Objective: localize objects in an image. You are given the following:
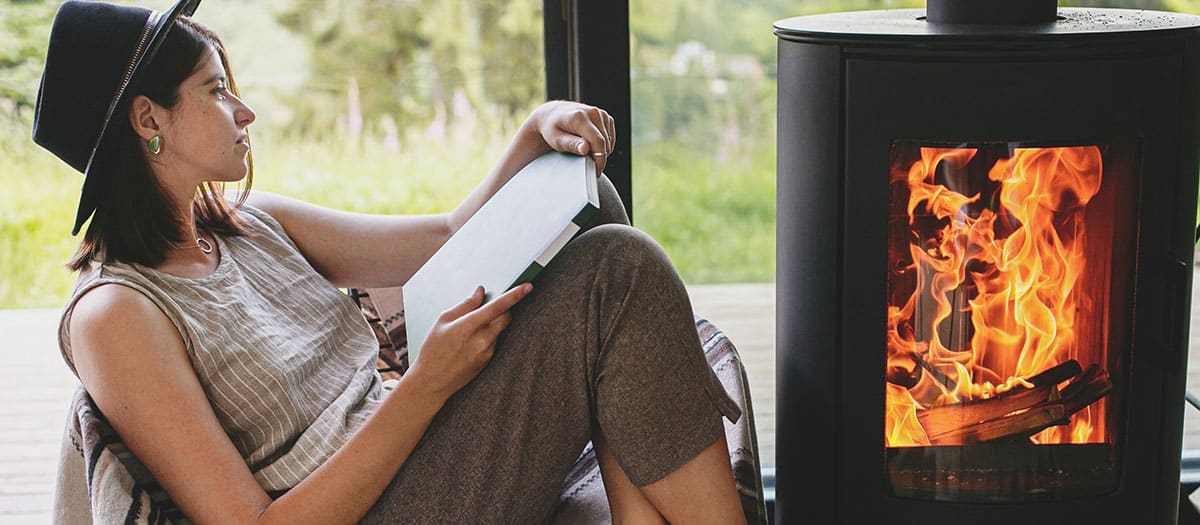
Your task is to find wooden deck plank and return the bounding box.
[0,308,75,520]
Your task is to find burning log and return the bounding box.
[915,360,1079,433]
[914,360,1111,446]
[886,350,956,390]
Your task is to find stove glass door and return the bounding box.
[884,140,1137,502]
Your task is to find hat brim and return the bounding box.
[72,0,201,235]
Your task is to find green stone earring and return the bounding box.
[148,135,161,155]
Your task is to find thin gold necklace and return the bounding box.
[196,235,213,254]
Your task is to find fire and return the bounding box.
[885,145,1106,447]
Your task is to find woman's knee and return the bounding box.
[572,224,674,272]
[594,175,631,227]
[528,224,687,321]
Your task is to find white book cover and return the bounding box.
[402,151,599,360]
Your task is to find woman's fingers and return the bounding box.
[462,283,531,329]
[604,113,616,154]
[588,108,614,175]
[438,285,485,323]
[570,109,608,158]
[588,107,611,155]
[483,312,513,341]
[568,109,608,175]
[554,134,589,156]
[461,304,513,360]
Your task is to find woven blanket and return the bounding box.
[52,316,766,524]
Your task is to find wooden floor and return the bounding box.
[0,309,78,523]
[10,273,1200,522]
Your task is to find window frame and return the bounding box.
[543,0,633,222]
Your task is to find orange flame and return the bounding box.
[885,145,1105,447]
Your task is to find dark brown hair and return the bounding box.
[67,16,252,271]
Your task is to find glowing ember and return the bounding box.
[885,145,1107,447]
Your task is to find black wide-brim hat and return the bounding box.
[33,0,202,235]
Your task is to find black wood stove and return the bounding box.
[775,0,1200,522]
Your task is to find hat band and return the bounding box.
[84,10,162,175]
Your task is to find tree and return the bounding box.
[274,0,542,139]
[0,0,56,120]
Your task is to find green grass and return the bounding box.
[634,142,775,284]
[0,119,775,309]
[247,129,499,215]
[0,126,82,309]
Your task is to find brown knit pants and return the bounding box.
[360,176,740,523]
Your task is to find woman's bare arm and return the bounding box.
[236,193,452,290]
[243,101,614,290]
[69,282,530,524]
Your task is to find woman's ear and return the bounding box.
[127,94,161,142]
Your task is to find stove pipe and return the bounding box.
[926,0,1058,24]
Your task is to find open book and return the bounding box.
[402,151,599,360]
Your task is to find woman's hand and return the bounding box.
[525,100,616,176]
[443,102,615,250]
[404,283,533,402]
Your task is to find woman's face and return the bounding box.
[158,46,255,185]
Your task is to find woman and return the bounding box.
[36,1,746,523]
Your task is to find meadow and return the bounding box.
[0,118,774,309]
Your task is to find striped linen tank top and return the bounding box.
[57,205,385,491]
